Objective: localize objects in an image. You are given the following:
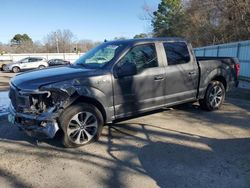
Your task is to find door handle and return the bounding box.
[188,71,196,76]
[154,74,164,81]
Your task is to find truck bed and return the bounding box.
[196,56,239,98]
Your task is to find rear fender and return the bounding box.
[199,67,228,98]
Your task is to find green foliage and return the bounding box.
[22,34,32,41]
[151,0,250,46]
[152,0,186,37]
[133,33,148,39]
[11,33,32,45]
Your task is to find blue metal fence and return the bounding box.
[194,40,250,78]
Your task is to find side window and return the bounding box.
[28,58,34,62]
[118,44,158,73]
[21,58,29,63]
[163,42,190,65]
[59,60,64,64]
[29,58,39,62]
[58,60,64,64]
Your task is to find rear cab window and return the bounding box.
[163,42,191,66]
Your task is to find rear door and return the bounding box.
[161,42,199,104]
[28,58,41,68]
[113,43,166,118]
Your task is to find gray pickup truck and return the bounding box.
[8,38,239,147]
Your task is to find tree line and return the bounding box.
[1,0,249,53]
[0,31,149,54]
[149,0,250,47]
[0,29,101,54]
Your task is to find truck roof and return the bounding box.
[106,37,186,45]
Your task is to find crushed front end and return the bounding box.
[8,82,71,138]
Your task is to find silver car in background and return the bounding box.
[5,57,48,73]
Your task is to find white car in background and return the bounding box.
[5,57,48,73]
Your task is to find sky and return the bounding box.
[0,0,160,44]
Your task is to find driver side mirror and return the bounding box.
[114,61,137,78]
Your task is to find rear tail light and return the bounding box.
[235,63,240,78]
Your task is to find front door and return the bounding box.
[19,58,30,69]
[113,43,166,118]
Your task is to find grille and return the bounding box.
[9,85,30,111]
[9,86,17,110]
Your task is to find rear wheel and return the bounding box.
[38,65,45,69]
[2,64,6,71]
[199,81,225,111]
[59,103,104,148]
[12,66,20,73]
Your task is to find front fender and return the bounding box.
[9,64,19,70]
[41,80,113,122]
[74,85,108,107]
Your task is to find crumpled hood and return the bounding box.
[11,66,96,90]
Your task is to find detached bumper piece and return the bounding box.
[9,105,59,138]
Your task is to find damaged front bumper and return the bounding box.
[8,104,60,138]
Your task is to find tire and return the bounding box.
[199,81,225,111]
[2,64,6,71]
[12,66,20,73]
[38,65,45,69]
[59,103,104,148]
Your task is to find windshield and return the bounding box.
[17,58,28,63]
[74,43,123,68]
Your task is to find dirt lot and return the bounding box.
[0,70,250,187]
[0,98,250,188]
[0,72,16,91]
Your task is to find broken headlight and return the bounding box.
[20,89,69,114]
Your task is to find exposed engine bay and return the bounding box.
[8,82,77,138]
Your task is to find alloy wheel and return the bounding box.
[67,111,98,144]
[208,85,223,108]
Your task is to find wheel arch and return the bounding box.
[12,65,21,72]
[211,75,227,90]
[199,67,228,99]
[72,96,107,123]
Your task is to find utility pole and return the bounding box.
[54,32,59,53]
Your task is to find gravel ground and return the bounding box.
[0,70,250,187]
[0,98,249,188]
[0,72,16,91]
[238,80,250,89]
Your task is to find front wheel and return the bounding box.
[38,65,46,69]
[199,81,225,111]
[59,103,104,148]
[12,66,20,73]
